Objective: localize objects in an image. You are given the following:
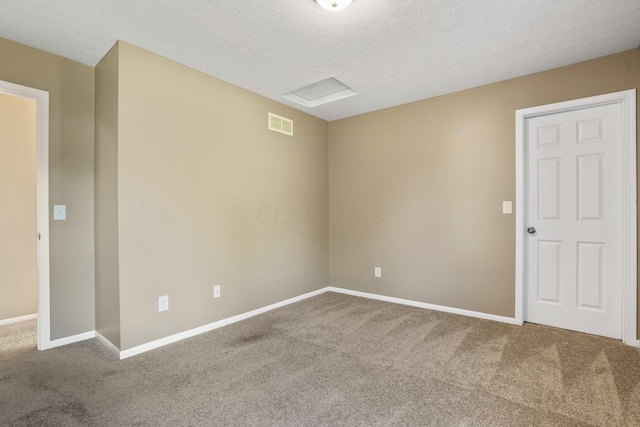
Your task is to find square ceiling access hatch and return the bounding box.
[283,77,358,108]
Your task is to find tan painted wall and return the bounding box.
[95,44,121,347]
[0,93,37,321]
[329,50,640,330]
[1,34,635,345]
[115,42,328,350]
[0,38,95,339]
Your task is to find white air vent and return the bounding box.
[283,77,358,108]
[268,112,293,136]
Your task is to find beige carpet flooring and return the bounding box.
[1,292,640,426]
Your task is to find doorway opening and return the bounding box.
[0,80,50,351]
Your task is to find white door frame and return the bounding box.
[0,80,51,350]
[515,89,637,346]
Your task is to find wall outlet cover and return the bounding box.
[213,285,221,298]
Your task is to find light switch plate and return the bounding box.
[158,295,169,312]
[502,201,513,215]
[374,267,382,278]
[213,285,221,298]
[53,205,66,220]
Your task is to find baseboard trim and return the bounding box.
[52,289,636,355]
[118,287,329,360]
[327,287,521,326]
[48,330,96,349]
[0,313,37,326]
[97,285,526,360]
[95,332,121,357]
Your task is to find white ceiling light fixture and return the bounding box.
[316,0,353,12]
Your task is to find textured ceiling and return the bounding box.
[1,0,639,121]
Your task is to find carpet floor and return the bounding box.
[1,292,640,426]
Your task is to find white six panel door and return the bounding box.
[526,103,623,339]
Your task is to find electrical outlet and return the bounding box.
[158,295,169,312]
[375,267,382,278]
[213,285,221,298]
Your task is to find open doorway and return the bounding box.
[0,80,50,351]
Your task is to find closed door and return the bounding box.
[526,102,623,339]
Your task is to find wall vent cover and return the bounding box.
[283,77,358,108]
[268,112,293,136]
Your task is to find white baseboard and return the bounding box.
[118,287,329,360]
[0,313,37,326]
[95,332,121,357]
[327,287,521,326]
[94,285,527,360]
[42,286,632,357]
[48,330,96,349]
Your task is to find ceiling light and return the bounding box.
[316,0,352,12]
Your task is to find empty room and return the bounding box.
[1,0,640,425]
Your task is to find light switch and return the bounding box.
[158,295,169,312]
[53,205,66,220]
[502,201,513,215]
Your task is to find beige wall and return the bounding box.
[112,42,328,350]
[329,50,640,329]
[0,38,95,339]
[95,44,121,347]
[1,34,636,345]
[0,93,37,321]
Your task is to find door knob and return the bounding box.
[527,227,536,234]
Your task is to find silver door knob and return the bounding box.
[527,227,536,234]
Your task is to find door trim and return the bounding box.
[515,89,637,346]
[0,80,51,350]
